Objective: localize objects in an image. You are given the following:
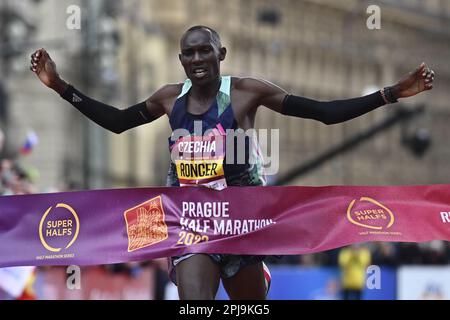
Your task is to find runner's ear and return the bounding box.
[219,47,227,61]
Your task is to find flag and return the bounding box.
[20,131,38,155]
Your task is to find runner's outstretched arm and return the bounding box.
[249,63,435,125]
[30,48,165,134]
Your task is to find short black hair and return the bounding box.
[181,25,222,47]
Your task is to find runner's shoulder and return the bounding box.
[232,77,272,94]
[149,83,184,103]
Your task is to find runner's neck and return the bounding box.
[190,76,222,102]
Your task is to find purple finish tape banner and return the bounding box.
[1,185,450,268]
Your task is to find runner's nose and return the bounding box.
[192,51,203,64]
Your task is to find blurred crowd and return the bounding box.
[267,241,450,267]
[0,158,37,196]
[0,127,38,196]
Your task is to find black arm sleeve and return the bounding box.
[281,91,387,125]
[60,85,156,134]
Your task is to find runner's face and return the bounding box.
[179,29,225,85]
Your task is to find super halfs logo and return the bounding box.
[347,197,402,236]
[124,195,168,252]
[38,203,80,254]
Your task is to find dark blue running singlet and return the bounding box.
[166,76,266,188]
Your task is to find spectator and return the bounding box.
[338,244,371,300]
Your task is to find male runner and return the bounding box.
[30,25,434,299]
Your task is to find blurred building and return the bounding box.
[1,0,81,190]
[1,0,450,190]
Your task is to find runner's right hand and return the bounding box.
[30,48,64,91]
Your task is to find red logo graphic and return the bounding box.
[124,196,168,252]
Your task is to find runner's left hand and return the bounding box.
[392,63,435,99]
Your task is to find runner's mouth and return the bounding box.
[192,68,207,78]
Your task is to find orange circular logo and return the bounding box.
[347,197,394,230]
[39,203,80,252]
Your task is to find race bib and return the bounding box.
[171,125,227,190]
